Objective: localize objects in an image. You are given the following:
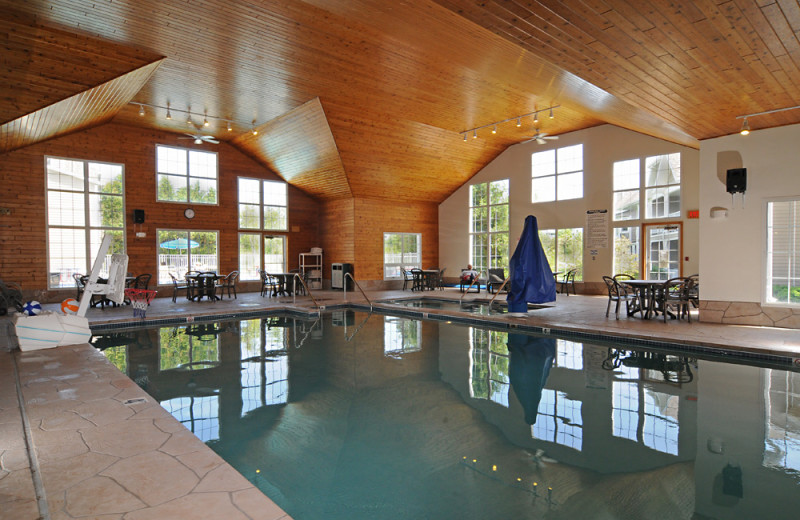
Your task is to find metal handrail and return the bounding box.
[291,273,319,309]
[460,270,484,302]
[343,272,372,312]
[294,315,321,349]
[488,277,511,306]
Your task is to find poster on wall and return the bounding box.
[586,209,608,249]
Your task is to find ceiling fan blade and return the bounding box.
[546,135,559,140]
[205,137,220,144]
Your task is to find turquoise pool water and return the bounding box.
[94,311,800,519]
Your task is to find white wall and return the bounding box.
[439,124,700,286]
[699,123,800,304]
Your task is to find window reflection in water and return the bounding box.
[384,316,421,357]
[765,370,800,473]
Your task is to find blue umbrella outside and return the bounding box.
[160,238,200,250]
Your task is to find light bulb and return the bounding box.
[138,105,145,116]
[549,107,554,119]
[516,118,521,127]
[740,118,750,136]
[492,125,497,134]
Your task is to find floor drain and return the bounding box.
[123,397,147,406]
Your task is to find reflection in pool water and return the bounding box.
[381,297,550,315]
[94,311,800,520]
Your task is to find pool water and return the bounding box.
[382,297,549,315]
[94,311,800,520]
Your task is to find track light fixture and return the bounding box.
[128,102,263,135]
[252,121,258,136]
[736,104,800,136]
[740,118,750,136]
[461,105,560,141]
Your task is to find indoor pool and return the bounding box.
[93,311,800,520]
[381,297,549,315]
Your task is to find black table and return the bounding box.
[271,273,296,296]
[186,273,220,301]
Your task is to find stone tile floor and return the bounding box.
[2,287,799,519]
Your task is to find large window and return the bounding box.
[613,159,640,221]
[645,154,681,219]
[470,180,509,275]
[239,233,286,280]
[766,199,800,305]
[156,145,218,204]
[237,178,289,280]
[46,157,125,288]
[613,227,640,278]
[238,178,287,231]
[384,233,421,279]
[539,228,583,280]
[531,144,583,203]
[157,230,218,284]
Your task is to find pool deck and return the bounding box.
[2,288,799,519]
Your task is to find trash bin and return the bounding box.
[331,263,354,291]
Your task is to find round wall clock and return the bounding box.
[184,208,195,219]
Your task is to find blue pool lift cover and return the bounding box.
[508,334,556,425]
[507,215,556,312]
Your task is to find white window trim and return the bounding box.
[237,177,288,231]
[45,155,126,288]
[763,196,800,307]
[383,232,421,280]
[156,145,219,205]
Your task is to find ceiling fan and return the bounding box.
[179,133,219,145]
[525,129,559,145]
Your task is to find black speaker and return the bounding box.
[726,168,746,194]
[133,209,145,223]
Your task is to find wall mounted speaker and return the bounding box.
[726,168,746,194]
[133,209,145,223]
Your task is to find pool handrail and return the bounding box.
[488,276,511,306]
[459,270,484,302]
[291,273,320,309]
[343,272,373,312]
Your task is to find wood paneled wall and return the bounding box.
[0,122,320,301]
[319,199,355,278]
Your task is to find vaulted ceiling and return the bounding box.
[3,1,800,204]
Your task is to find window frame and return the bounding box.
[156,145,219,205]
[156,229,219,285]
[383,232,422,280]
[531,144,584,203]
[539,227,584,281]
[469,179,510,276]
[237,177,288,231]
[45,155,126,289]
[764,197,800,307]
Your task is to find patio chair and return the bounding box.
[0,278,24,316]
[486,268,507,294]
[602,275,637,319]
[169,273,190,302]
[259,270,278,297]
[73,273,87,301]
[400,268,414,291]
[658,277,695,322]
[217,271,239,299]
[436,268,446,290]
[557,269,577,295]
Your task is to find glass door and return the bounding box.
[644,223,681,280]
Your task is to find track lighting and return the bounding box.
[129,102,266,135]
[740,118,750,136]
[463,133,467,142]
[461,105,559,140]
[737,104,800,136]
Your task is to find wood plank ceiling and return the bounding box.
[2,1,800,203]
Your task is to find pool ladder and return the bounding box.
[487,277,511,306]
[343,272,373,312]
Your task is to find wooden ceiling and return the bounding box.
[2,1,800,203]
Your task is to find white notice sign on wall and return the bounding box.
[586,209,608,249]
